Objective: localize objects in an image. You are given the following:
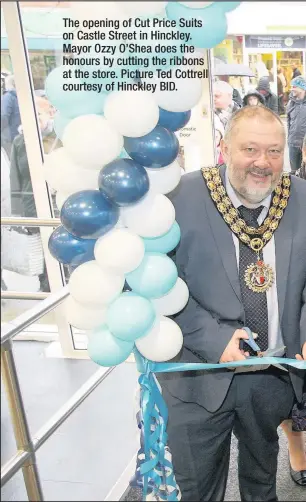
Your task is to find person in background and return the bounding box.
[281,390,306,486]
[242,90,265,107]
[256,76,278,114]
[287,76,306,174]
[9,96,55,292]
[266,61,274,83]
[294,134,306,180]
[277,68,286,116]
[282,127,306,484]
[1,75,21,158]
[214,114,225,165]
[218,75,243,108]
[292,66,302,79]
[213,80,240,131]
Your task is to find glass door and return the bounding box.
[247,52,276,94]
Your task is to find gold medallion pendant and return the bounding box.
[201,166,291,294]
[244,260,274,293]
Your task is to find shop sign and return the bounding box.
[245,35,306,49]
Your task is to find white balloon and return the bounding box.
[117,1,167,16]
[146,161,181,195]
[136,316,183,362]
[94,228,145,274]
[69,261,124,306]
[179,2,213,8]
[149,68,203,112]
[104,91,159,138]
[65,296,107,330]
[152,278,189,316]
[62,115,123,170]
[121,193,175,238]
[43,148,100,193]
[55,191,71,211]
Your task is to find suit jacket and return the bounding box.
[159,166,306,413]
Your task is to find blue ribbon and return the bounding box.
[133,351,306,500]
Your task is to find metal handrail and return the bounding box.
[1,217,61,227]
[1,285,115,501]
[1,286,69,345]
[1,365,114,486]
[1,291,50,300]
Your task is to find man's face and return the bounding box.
[221,118,285,205]
[291,85,306,99]
[214,90,232,111]
[215,130,222,147]
[248,96,259,106]
[258,89,268,97]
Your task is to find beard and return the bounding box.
[227,163,282,204]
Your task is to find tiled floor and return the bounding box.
[1,341,139,501]
[123,430,306,501]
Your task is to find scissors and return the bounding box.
[242,326,288,370]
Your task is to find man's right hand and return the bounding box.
[219,329,251,363]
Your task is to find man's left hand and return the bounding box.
[295,342,306,360]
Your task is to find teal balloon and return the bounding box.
[126,252,178,299]
[143,222,181,254]
[107,292,156,342]
[87,326,134,367]
[119,149,130,159]
[166,2,228,49]
[45,66,107,118]
[53,112,72,140]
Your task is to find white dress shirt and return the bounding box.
[225,172,284,351]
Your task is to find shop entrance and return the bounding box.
[247,51,276,94]
[276,50,304,107]
[245,49,304,113]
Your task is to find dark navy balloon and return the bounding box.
[48,226,96,267]
[60,190,119,239]
[158,108,191,132]
[124,126,179,169]
[98,158,149,207]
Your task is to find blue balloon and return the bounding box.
[166,2,228,48]
[126,252,178,299]
[107,292,156,342]
[61,190,119,239]
[142,222,181,254]
[124,126,179,169]
[98,159,149,207]
[158,108,191,132]
[45,66,107,118]
[53,112,72,140]
[87,326,134,367]
[48,226,96,267]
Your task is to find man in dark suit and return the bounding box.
[159,106,306,501]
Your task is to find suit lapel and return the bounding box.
[275,184,294,323]
[203,165,242,302]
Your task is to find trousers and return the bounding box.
[162,368,294,501]
[289,145,302,173]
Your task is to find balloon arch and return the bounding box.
[46,2,241,500]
